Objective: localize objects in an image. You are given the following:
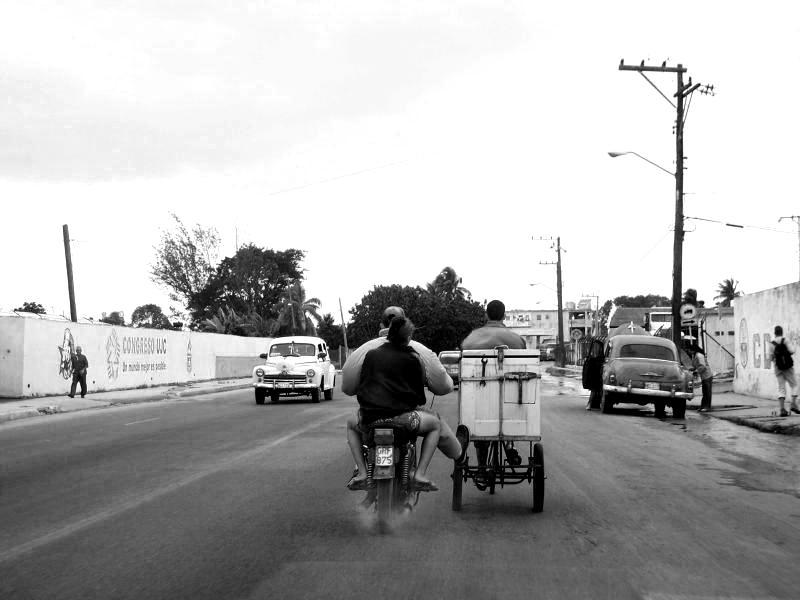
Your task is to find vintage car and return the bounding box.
[252,336,336,404]
[539,341,558,361]
[582,333,693,418]
[438,350,461,386]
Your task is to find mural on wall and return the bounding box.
[57,328,75,379]
[105,328,121,380]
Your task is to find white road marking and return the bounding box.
[0,409,349,564]
[123,417,160,426]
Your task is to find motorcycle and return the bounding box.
[351,422,421,533]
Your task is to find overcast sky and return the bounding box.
[3,1,799,323]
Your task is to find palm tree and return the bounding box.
[426,266,472,301]
[714,278,742,307]
[276,282,322,335]
[201,306,252,335]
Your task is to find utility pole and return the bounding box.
[62,224,77,322]
[537,236,565,366]
[618,60,711,349]
[779,216,800,281]
[338,298,349,355]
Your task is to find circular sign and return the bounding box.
[570,329,584,341]
[679,303,697,320]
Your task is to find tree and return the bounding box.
[426,266,472,301]
[347,284,485,354]
[100,311,125,326]
[714,278,742,307]
[150,213,221,308]
[276,281,322,336]
[188,244,305,326]
[131,304,173,329]
[316,313,344,351]
[14,301,46,314]
[201,307,253,335]
[613,294,671,307]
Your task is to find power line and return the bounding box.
[685,215,794,233]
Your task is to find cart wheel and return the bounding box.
[532,442,544,513]
[451,464,463,511]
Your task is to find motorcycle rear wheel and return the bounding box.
[376,479,393,533]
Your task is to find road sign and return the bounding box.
[680,303,697,325]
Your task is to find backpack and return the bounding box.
[772,340,794,371]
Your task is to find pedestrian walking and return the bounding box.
[69,346,89,398]
[768,325,799,417]
[690,344,713,412]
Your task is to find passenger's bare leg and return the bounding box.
[346,415,367,484]
[436,419,462,459]
[413,413,447,486]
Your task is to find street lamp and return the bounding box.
[608,150,683,348]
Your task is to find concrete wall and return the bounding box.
[733,282,800,399]
[0,315,272,398]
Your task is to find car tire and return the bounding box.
[672,398,686,419]
[324,378,333,400]
[270,390,280,403]
[600,389,614,414]
[653,399,666,418]
[311,387,321,403]
[255,389,266,405]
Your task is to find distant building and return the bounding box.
[503,301,597,347]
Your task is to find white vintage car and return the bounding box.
[252,336,337,404]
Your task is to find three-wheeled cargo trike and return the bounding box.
[451,346,545,512]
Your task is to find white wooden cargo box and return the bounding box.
[458,348,541,440]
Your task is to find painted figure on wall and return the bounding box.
[58,328,75,379]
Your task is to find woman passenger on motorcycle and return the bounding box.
[346,316,453,491]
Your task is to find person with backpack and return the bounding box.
[769,325,799,417]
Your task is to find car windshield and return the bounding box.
[269,343,316,358]
[619,343,676,361]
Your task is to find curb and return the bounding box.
[712,413,800,436]
[0,408,42,424]
[0,382,254,424]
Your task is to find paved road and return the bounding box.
[1,378,798,600]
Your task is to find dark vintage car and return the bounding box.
[582,334,694,418]
[438,350,460,386]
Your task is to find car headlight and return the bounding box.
[255,368,265,377]
[306,369,316,378]
[608,372,617,385]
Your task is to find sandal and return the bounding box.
[346,476,368,491]
[410,479,439,492]
[779,408,789,417]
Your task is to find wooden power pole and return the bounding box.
[62,224,78,322]
[618,60,710,348]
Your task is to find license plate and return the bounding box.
[644,382,660,390]
[376,446,393,467]
[277,381,292,388]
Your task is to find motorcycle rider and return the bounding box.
[343,307,467,490]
